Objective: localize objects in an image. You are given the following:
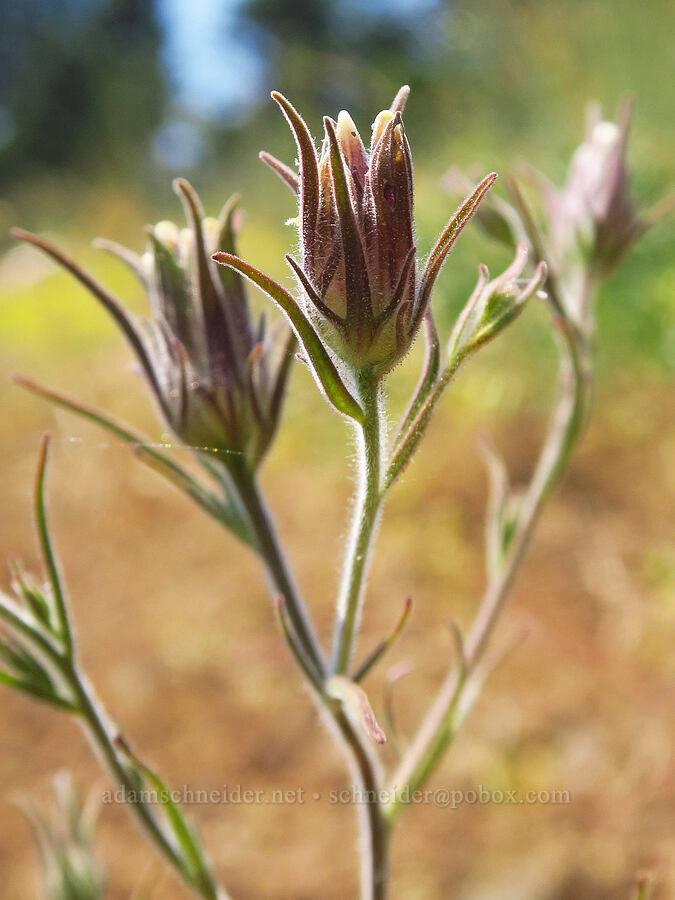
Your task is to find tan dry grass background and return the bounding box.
[0,321,673,900]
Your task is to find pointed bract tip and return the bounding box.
[211,251,237,266]
[9,226,32,242]
[390,84,411,114]
[218,193,241,228]
[270,91,294,114]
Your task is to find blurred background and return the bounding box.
[0,0,673,897]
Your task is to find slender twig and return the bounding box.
[384,352,466,492]
[63,666,206,893]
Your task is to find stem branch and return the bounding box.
[385,325,591,822]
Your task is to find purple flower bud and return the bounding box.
[262,89,496,377]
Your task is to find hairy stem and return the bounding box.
[63,664,223,899]
[329,706,390,900]
[332,373,384,675]
[227,452,389,898]
[227,459,326,679]
[385,329,591,822]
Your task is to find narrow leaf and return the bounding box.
[34,436,73,656]
[9,560,53,629]
[0,670,76,711]
[420,172,498,307]
[125,754,218,894]
[173,179,241,382]
[271,92,320,257]
[93,237,149,287]
[259,151,299,194]
[274,597,323,690]
[394,309,439,443]
[324,115,372,330]
[212,253,364,422]
[286,254,344,325]
[269,327,297,426]
[9,228,164,403]
[384,353,465,491]
[14,376,256,547]
[0,638,53,693]
[353,596,412,683]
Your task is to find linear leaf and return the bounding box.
[212,253,364,422]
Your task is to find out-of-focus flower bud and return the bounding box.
[240,87,496,385]
[550,99,644,275]
[527,98,674,284]
[12,181,295,471]
[448,245,547,364]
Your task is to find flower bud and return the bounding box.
[552,100,644,275]
[12,183,295,471]
[448,245,547,362]
[124,180,295,468]
[248,88,497,381]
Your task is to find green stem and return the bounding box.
[63,664,221,899]
[227,458,326,679]
[384,353,464,492]
[329,705,390,900]
[385,330,591,824]
[332,373,384,675]
[227,434,389,897]
[35,437,74,656]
